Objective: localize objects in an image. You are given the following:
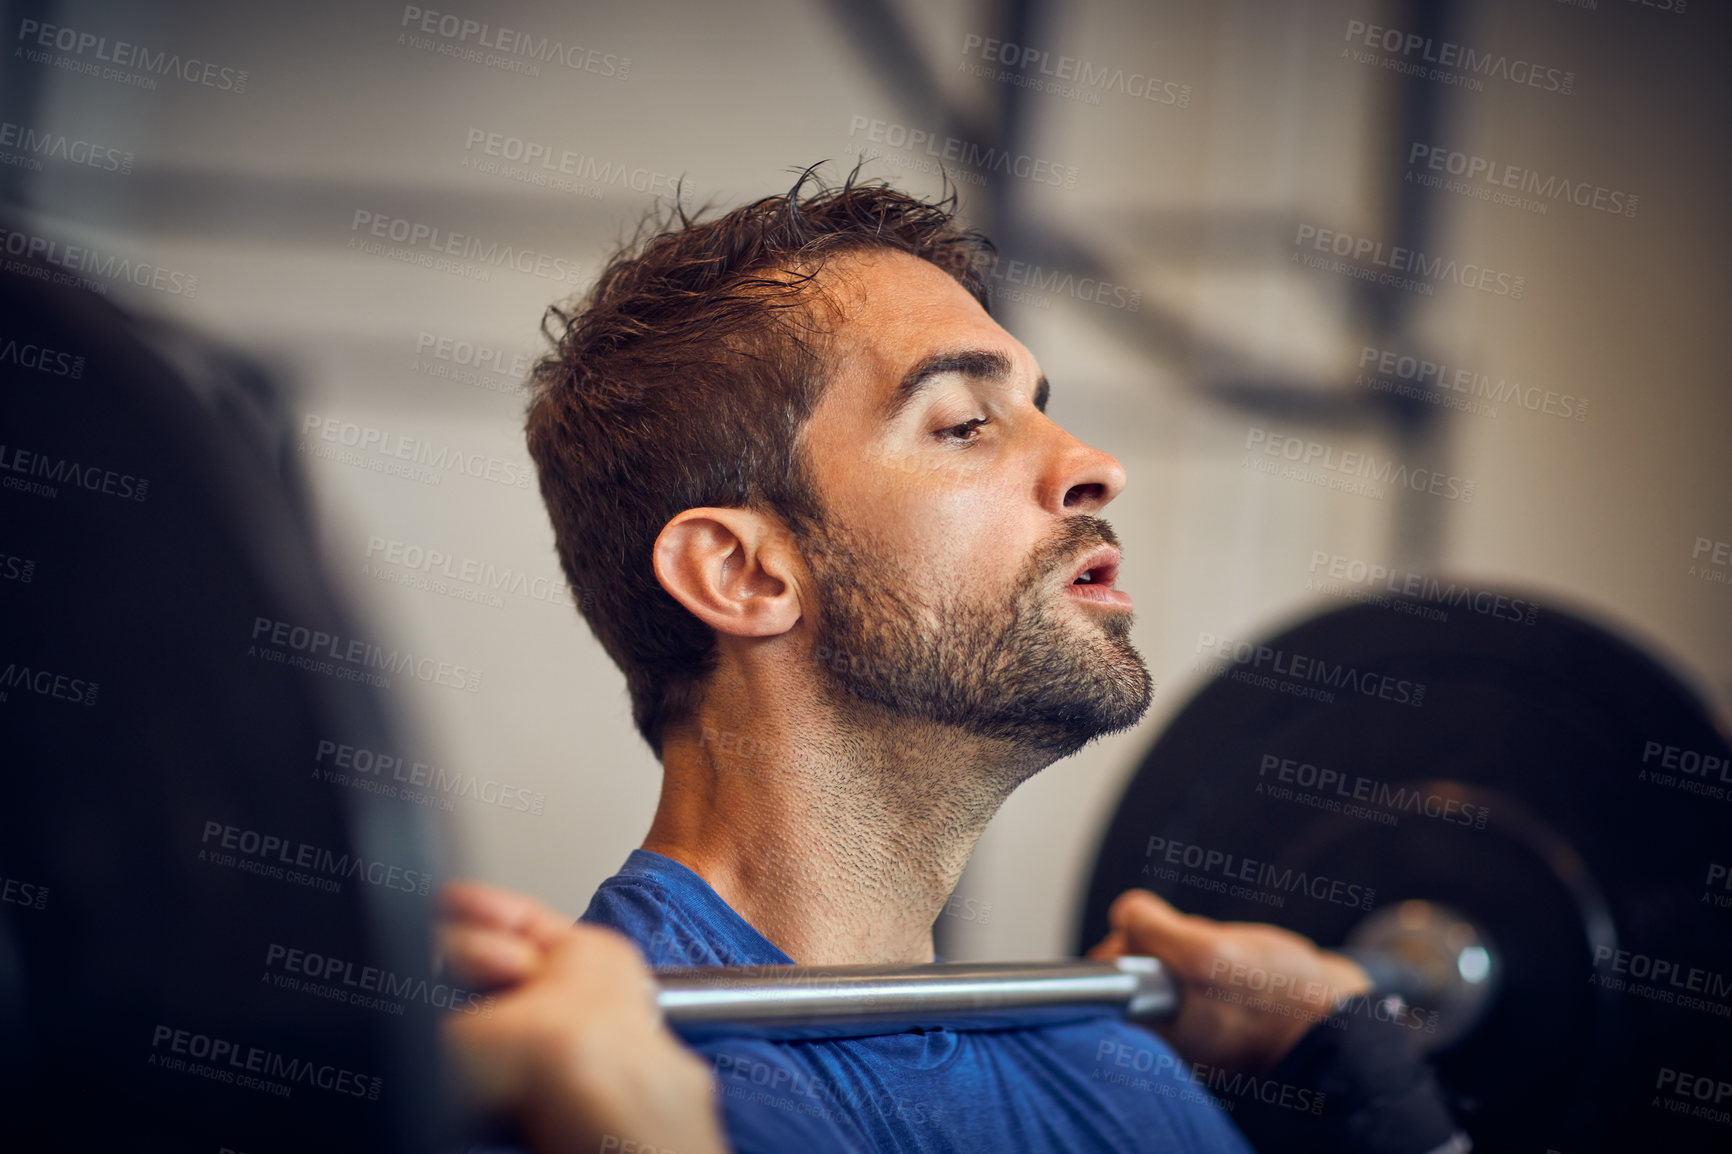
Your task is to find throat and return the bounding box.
[647,715,1024,965]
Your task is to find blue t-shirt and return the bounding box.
[582,849,1256,1154]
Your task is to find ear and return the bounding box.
[652,508,805,638]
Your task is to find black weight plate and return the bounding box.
[0,252,445,1153]
[1077,594,1732,1154]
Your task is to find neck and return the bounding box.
[642,668,1050,965]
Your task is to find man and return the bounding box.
[508,168,1461,1152]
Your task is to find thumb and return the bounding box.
[541,925,664,1024]
[1107,889,1219,968]
[1086,928,1128,961]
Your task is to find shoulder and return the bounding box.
[579,871,685,962]
[580,869,766,967]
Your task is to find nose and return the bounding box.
[1036,420,1127,515]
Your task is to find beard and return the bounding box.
[803,512,1155,760]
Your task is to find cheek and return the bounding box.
[884,470,1040,587]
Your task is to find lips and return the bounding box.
[1063,545,1132,608]
[1067,545,1121,588]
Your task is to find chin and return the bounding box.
[980,630,1155,755]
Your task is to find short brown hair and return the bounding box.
[526,166,995,754]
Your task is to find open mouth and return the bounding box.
[1068,546,1121,590]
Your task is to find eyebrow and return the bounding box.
[880,348,1050,423]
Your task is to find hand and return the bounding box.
[1087,889,1372,1073]
[439,881,728,1154]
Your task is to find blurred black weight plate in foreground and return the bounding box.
[0,240,447,1154]
[1079,595,1732,1154]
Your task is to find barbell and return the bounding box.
[655,900,1496,1047]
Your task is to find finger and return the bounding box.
[540,925,666,1028]
[1085,928,1128,961]
[440,881,575,948]
[439,880,540,926]
[1319,950,1374,999]
[1108,889,1199,936]
[1107,889,1223,971]
[439,923,541,989]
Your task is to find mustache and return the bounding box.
[1029,515,1121,581]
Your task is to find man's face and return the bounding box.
[796,250,1153,759]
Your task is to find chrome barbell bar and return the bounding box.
[656,956,1176,1042]
[655,901,1498,1047]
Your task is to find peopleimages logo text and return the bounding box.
[398,6,629,78]
[0,442,148,502]
[0,119,134,173]
[249,616,483,693]
[0,225,199,298]
[1197,630,1426,708]
[149,1023,380,1098]
[349,210,581,284]
[1293,224,1523,298]
[1342,20,1574,95]
[200,820,434,896]
[1244,429,1475,502]
[847,116,1078,189]
[16,18,249,92]
[960,34,1191,107]
[1144,836,1377,911]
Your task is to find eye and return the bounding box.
[936,417,989,443]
